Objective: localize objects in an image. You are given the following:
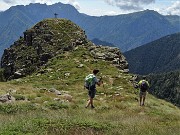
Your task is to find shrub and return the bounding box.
[12,94,26,100]
[0,103,37,114]
[45,101,69,110]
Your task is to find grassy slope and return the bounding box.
[0,46,179,135]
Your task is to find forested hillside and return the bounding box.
[147,70,180,106]
[124,33,180,75]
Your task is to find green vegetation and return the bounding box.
[0,46,179,134]
[1,18,88,80]
[0,68,5,81]
[124,33,180,107]
[147,70,180,106]
[124,33,180,75]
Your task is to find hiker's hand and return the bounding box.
[99,80,103,85]
[97,78,102,86]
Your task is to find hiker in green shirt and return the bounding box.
[84,69,102,109]
[138,76,150,106]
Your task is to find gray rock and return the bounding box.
[77,64,84,68]
[64,73,70,78]
[0,93,12,103]
[88,45,128,70]
[49,88,62,95]
[55,90,62,95]
[54,98,61,101]
[49,88,56,92]
[62,94,72,102]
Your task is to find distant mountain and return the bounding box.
[91,38,116,47]
[0,3,179,58]
[165,15,180,29]
[124,33,180,75]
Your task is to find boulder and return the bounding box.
[0,93,12,103]
[88,45,128,70]
[62,94,72,102]
[49,88,62,95]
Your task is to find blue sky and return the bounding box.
[0,0,179,16]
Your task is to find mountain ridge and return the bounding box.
[0,2,179,58]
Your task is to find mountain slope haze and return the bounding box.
[0,3,179,57]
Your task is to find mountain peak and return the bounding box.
[1,18,88,79]
[139,9,162,17]
[1,18,128,80]
[143,9,159,13]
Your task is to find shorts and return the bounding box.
[86,85,96,98]
[139,91,147,97]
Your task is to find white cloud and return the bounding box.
[67,0,80,10]
[104,0,155,11]
[2,0,16,4]
[104,0,114,6]
[106,11,119,16]
[166,1,180,15]
[2,0,53,5]
[0,0,179,16]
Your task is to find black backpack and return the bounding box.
[140,81,149,92]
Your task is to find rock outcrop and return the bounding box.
[88,45,128,71]
[1,18,128,80]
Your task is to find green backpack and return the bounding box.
[84,74,95,88]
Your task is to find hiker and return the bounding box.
[84,69,102,109]
[138,76,150,106]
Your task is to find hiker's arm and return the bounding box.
[137,81,140,88]
[147,81,150,90]
[147,81,150,87]
[96,77,102,86]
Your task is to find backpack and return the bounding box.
[140,81,149,92]
[84,74,95,89]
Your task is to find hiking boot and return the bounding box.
[91,106,95,109]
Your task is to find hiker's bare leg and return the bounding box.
[90,98,95,108]
[142,96,146,106]
[140,96,142,106]
[86,99,90,107]
[86,98,93,107]
[90,98,93,106]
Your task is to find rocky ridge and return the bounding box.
[1,18,128,80]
